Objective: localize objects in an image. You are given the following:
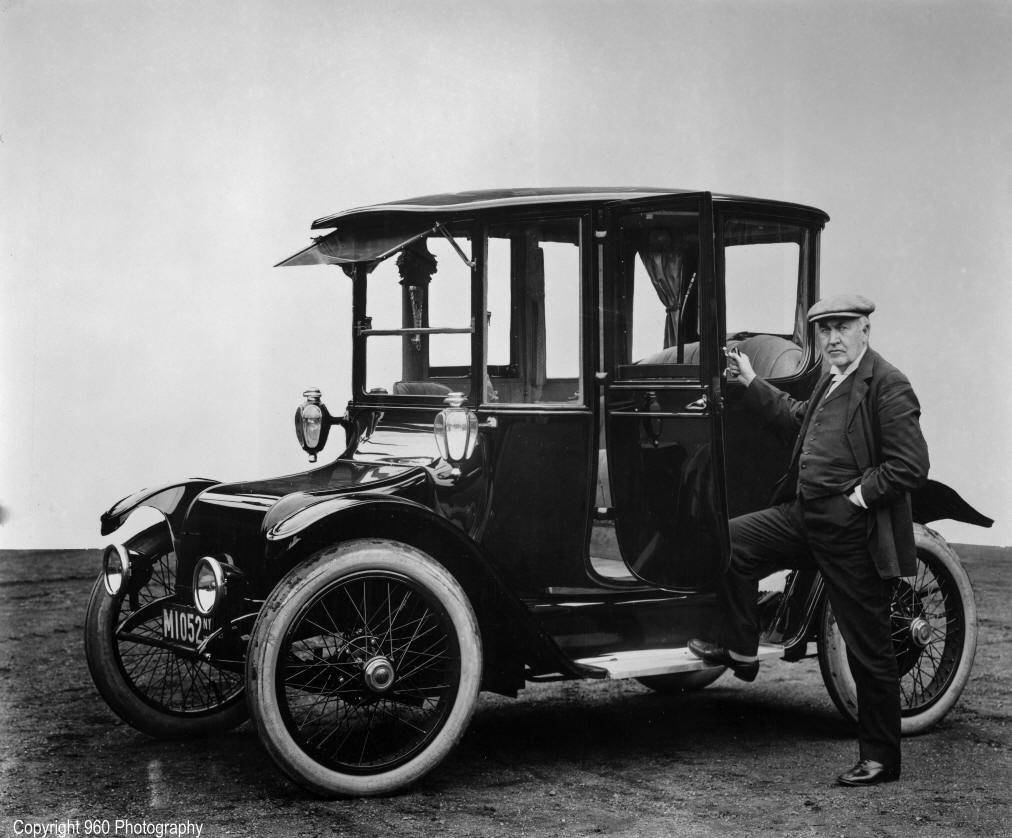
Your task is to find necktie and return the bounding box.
[826,372,845,396]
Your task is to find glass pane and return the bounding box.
[619,211,701,366]
[630,256,667,362]
[486,218,582,404]
[487,236,511,368]
[363,231,473,396]
[543,241,580,379]
[725,239,798,335]
[365,334,472,398]
[722,218,807,379]
[427,236,473,331]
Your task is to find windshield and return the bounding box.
[360,224,476,399]
[352,215,584,405]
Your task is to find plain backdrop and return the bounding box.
[2,0,1010,548]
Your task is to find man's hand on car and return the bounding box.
[726,346,757,386]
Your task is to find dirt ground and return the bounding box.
[1,544,1008,838]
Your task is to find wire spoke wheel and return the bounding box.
[85,523,247,737]
[817,526,977,735]
[248,539,482,797]
[279,571,459,773]
[889,553,963,716]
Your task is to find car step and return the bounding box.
[574,643,784,680]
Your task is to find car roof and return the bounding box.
[310,187,829,229]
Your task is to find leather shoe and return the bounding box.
[687,639,759,682]
[836,759,900,787]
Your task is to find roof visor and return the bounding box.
[275,217,475,269]
[275,221,453,268]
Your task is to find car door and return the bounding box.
[477,212,598,595]
[600,193,730,592]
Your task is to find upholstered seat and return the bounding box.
[638,333,803,380]
[392,381,454,396]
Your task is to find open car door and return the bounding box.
[602,193,730,592]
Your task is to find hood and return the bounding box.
[195,458,430,520]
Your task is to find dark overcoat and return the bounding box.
[743,348,929,578]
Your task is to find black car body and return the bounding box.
[88,188,991,796]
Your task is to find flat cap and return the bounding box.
[807,293,875,322]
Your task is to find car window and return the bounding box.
[486,217,582,405]
[618,210,701,368]
[723,219,807,339]
[721,218,810,379]
[363,231,474,398]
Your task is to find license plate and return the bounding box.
[161,604,213,648]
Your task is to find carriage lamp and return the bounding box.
[433,392,478,474]
[102,543,132,596]
[294,388,334,462]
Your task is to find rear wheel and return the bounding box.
[246,539,482,797]
[84,522,247,738]
[817,527,977,734]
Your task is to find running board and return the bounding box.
[574,643,784,680]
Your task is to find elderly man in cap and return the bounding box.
[689,293,929,787]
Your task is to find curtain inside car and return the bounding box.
[637,230,694,352]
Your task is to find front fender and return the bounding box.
[263,492,595,690]
[912,479,993,529]
[100,478,219,537]
[262,491,431,543]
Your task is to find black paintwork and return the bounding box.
[102,188,993,690]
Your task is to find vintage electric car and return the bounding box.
[86,188,992,797]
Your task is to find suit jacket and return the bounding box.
[743,348,930,578]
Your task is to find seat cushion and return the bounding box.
[638,334,802,380]
[728,334,803,379]
[392,381,453,396]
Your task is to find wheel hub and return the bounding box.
[909,617,932,649]
[363,656,395,693]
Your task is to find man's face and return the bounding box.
[817,316,869,370]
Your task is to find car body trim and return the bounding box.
[199,492,279,511]
[264,493,419,541]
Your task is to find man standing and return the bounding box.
[688,294,929,786]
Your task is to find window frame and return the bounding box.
[481,209,590,409]
[605,195,715,385]
[352,218,483,405]
[714,206,821,381]
[350,210,591,409]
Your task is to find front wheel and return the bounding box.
[818,526,977,735]
[84,522,248,738]
[246,539,482,797]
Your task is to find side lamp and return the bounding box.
[433,392,479,477]
[294,388,339,462]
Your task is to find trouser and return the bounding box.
[718,496,901,768]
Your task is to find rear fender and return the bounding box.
[263,493,591,693]
[912,479,993,529]
[100,478,219,544]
